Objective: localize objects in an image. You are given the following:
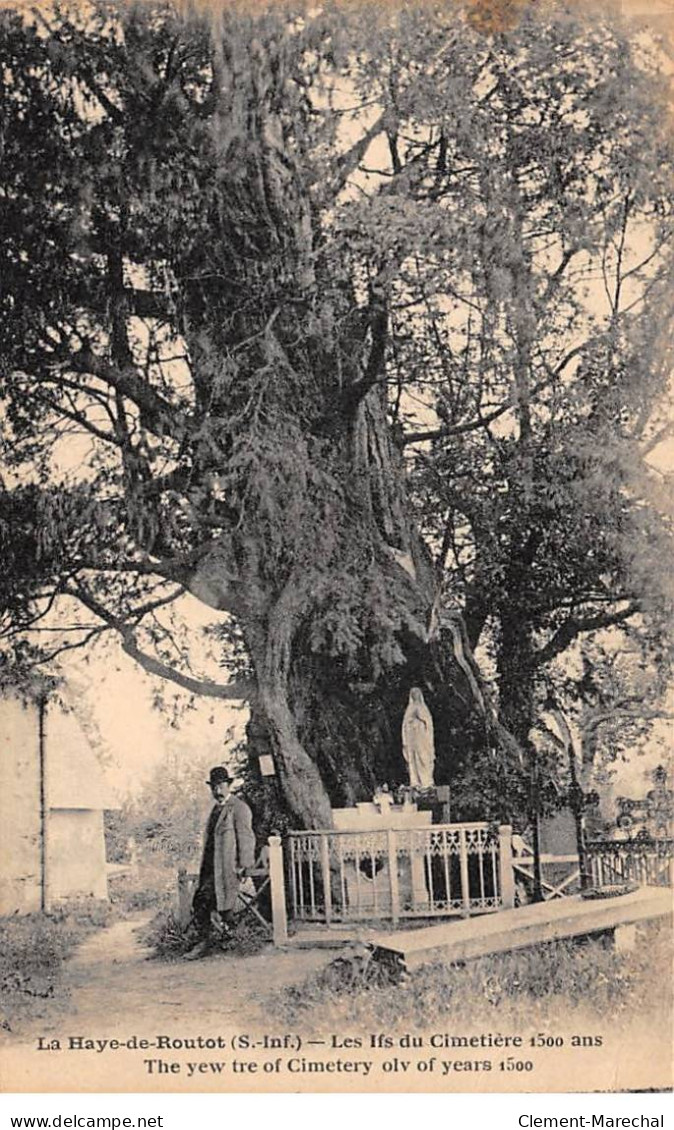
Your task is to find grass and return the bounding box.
[0,868,181,1035]
[271,920,672,1033]
[0,898,115,1035]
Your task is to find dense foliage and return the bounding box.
[1,0,671,826]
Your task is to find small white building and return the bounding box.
[0,693,117,915]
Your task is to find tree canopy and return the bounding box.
[1,0,672,828]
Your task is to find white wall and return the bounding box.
[0,698,42,915]
[0,695,111,914]
[48,809,109,901]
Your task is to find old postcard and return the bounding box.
[1,0,672,1096]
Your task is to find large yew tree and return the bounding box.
[1,0,671,827]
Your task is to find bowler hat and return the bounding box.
[207,766,232,787]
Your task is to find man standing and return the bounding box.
[186,767,256,959]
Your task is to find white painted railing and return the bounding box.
[585,838,674,889]
[285,822,514,925]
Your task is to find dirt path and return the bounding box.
[21,914,332,1040]
[0,913,335,1090]
[2,914,672,1093]
[1,914,341,1089]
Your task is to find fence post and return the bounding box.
[498,825,515,909]
[177,868,191,929]
[459,828,471,917]
[320,834,333,924]
[268,835,288,945]
[387,828,400,925]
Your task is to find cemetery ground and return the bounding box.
[1,866,671,1091]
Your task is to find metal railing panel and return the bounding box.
[586,839,673,889]
[286,822,508,923]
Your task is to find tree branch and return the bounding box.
[76,68,125,126]
[538,246,580,306]
[402,400,512,446]
[582,702,673,736]
[65,582,251,700]
[119,631,252,700]
[534,602,640,668]
[19,625,111,666]
[30,387,123,448]
[59,348,191,442]
[642,423,674,457]
[68,280,177,323]
[326,112,388,199]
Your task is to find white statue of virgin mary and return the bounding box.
[401,686,435,789]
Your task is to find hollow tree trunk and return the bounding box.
[244,582,334,829]
[239,386,497,831]
[177,39,505,831]
[256,682,334,828]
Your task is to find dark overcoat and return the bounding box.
[199,794,256,913]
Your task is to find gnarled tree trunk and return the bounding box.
[229,385,497,830]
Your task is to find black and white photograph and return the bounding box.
[0,0,672,1097]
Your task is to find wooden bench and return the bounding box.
[369,885,672,976]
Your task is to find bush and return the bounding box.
[139,909,191,960]
[271,920,672,1033]
[140,907,269,961]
